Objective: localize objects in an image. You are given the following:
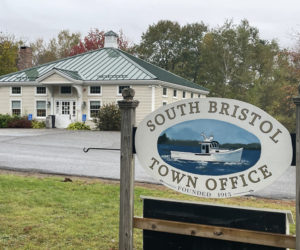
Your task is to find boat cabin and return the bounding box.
[199,141,220,154]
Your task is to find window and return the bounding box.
[89,86,101,95]
[118,85,130,95]
[36,101,46,117]
[12,100,21,116]
[198,94,201,98]
[11,87,21,95]
[72,101,76,116]
[191,93,194,98]
[163,87,167,96]
[62,101,70,114]
[183,91,186,98]
[56,101,59,114]
[60,86,72,94]
[36,86,46,95]
[90,100,101,118]
[162,101,167,106]
[173,89,177,98]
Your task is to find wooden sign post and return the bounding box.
[116,89,296,249]
[118,88,139,250]
[293,86,300,250]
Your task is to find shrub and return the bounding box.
[94,103,121,131]
[0,114,14,128]
[67,122,90,130]
[8,117,32,128]
[32,120,46,129]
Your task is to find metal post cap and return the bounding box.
[122,88,135,100]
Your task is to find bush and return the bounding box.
[94,103,121,131]
[67,122,90,130]
[0,115,46,129]
[8,117,32,128]
[0,114,14,128]
[32,120,46,129]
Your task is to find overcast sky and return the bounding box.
[0,0,299,49]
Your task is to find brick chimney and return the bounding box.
[17,46,33,71]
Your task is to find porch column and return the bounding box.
[73,85,83,122]
[47,86,55,115]
[151,85,155,111]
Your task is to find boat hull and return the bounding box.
[170,148,243,163]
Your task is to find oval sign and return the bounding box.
[135,98,292,198]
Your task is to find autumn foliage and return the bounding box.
[69,29,130,56]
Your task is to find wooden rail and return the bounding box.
[133,217,296,249]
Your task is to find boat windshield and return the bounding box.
[211,141,219,149]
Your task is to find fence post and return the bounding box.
[293,85,300,250]
[118,88,139,250]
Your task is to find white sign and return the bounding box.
[135,98,292,198]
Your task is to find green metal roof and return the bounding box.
[0,48,208,92]
[119,50,208,91]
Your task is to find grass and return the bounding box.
[0,172,296,249]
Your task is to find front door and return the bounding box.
[55,100,76,128]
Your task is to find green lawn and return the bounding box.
[0,173,295,249]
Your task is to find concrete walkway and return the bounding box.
[0,129,295,200]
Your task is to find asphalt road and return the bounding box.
[0,129,295,200]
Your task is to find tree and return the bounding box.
[69,29,131,56]
[134,21,182,70]
[30,29,131,65]
[0,32,23,76]
[175,23,208,83]
[30,38,56,65]
[200,20,279,101]
[262,50,300,132]
[134,21,208,84]
[200,20,300,131]
[135,19,299,131]
[30,30,81,65]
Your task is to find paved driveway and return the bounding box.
[0,129,295,200]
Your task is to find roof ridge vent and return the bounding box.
[104,30,118,48]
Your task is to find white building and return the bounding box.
[0,31,209,128]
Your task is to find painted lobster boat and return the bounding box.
[170,133,243,163]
